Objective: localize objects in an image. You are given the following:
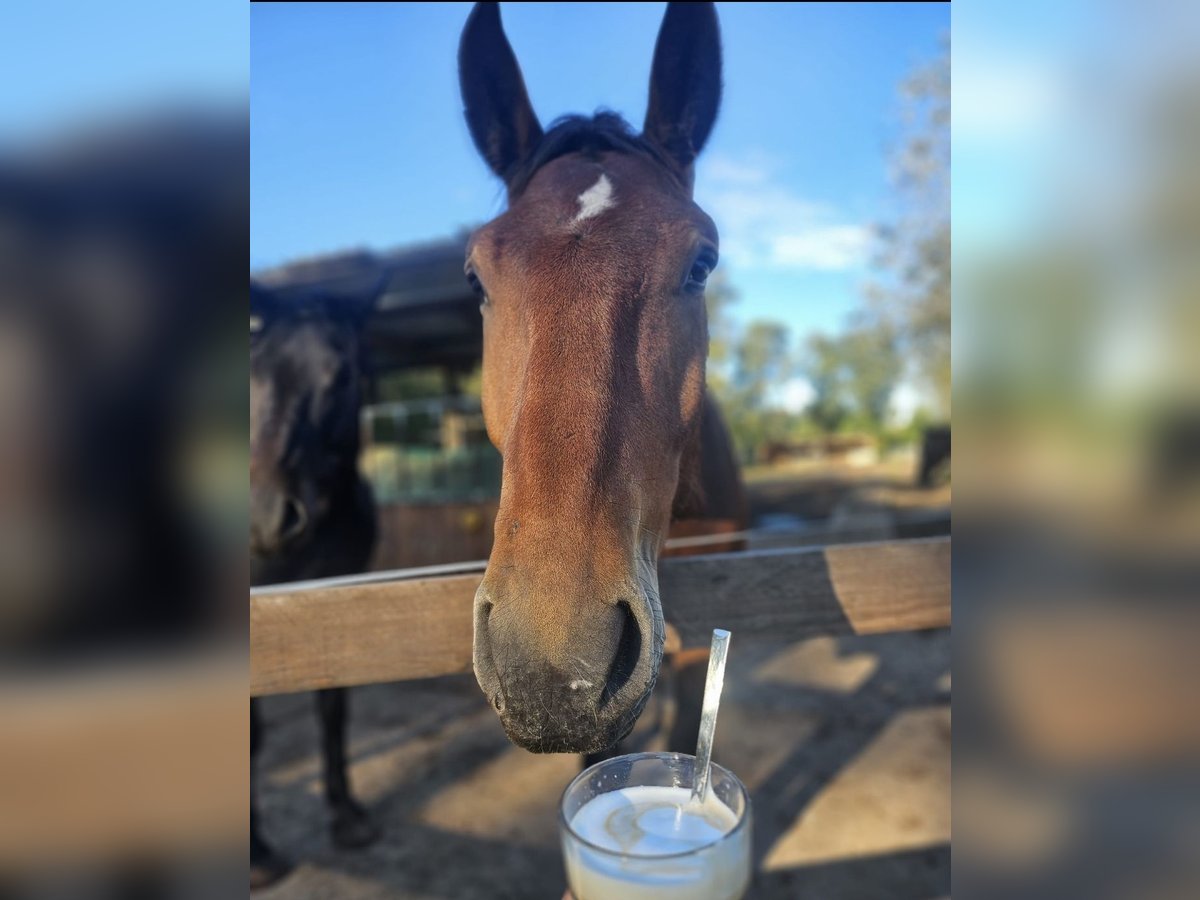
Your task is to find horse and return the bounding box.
[249,283,379,888]
[919,425,951,487]
[457,1,742,755]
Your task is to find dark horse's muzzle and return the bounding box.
[249,482,311,557]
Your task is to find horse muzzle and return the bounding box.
[249,485,311,557]
[472,571,665,754]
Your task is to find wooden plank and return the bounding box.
[251,537,950,696]
[660,536,951,646]
[251,571,481,695]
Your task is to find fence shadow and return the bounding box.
[746,630,950,873]
[752,843,950,900]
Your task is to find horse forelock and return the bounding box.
[505,113,685,198]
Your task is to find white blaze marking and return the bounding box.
[573,174,615,223]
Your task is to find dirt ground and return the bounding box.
[256,462,951,899]
[743,456,951,537]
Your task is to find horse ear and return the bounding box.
[458,3,543,184]
[643,1,722,172]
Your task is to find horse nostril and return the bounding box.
[473,596,502,707]
[601,601,642,707]
[280,496,308,542]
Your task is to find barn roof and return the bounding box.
[253,233,481,373]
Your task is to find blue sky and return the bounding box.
[3,0,247,137]
[252,2,947,359]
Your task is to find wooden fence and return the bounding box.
[251,536,950,696]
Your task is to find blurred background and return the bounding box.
[1,1,248,898]
[954,1,1200,898]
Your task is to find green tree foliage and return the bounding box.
[839,318,904,428]
[801,322,902,437]
[731,320,792,407]
[706,312,796,463]
[703,273,798,461]
[804,333,850,434]
[703,269,739,396]
[726,320,794,461]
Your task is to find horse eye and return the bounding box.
[466,269,489,307]
[686,254,716,291]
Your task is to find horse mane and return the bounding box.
[506,112,684,196]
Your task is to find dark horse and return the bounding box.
[458,2,741,755]
[249,283,379,888]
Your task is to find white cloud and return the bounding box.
[696,153,872,273]
[770,226,873,271]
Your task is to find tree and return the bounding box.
[804,333,850,434]
[839,318,903,429]
[872,36,950,416]
[731,320,792,407]
[704,270,739,373]
[801,320,902,436]
[702,293,797,462]
[703,270,740,401]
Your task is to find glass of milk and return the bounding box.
[559,751,752,900]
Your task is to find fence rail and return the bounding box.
[250,536,950,696]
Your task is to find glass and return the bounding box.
[559,752,752,900]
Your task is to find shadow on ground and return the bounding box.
[255,625,950,899]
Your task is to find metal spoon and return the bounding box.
[690,628,731,805]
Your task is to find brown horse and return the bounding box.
[458,2,741,755]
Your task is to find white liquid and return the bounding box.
[564,786,750,900]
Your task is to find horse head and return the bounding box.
[459,2,722,753]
